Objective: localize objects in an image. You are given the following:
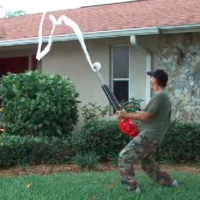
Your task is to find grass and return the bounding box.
[0,170,199,200]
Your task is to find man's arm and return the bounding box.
[124,111,152,121]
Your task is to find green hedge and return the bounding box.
[71,119,200,164]
[70,119,130,159]
[0,134,73,168]
[0,120,199,169]
[1,70,80,138]
[157,121,200,164]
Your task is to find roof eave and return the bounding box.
[160,24,200,34]
[1,24,200,47]
[0,27,159,47]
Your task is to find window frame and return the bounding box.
[110,44,131,113]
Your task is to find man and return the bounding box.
[116,69,178,194]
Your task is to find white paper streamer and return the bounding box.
[36,12,101,72]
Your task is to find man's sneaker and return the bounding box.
[126,187,141,194]
[135,187,141,194]
[172,180,178,187]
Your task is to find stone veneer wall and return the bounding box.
[157,33,200,122]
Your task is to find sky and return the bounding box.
[0,0,130,14]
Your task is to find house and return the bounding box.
[0,0,200,123]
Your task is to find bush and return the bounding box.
[80,102,108,123]
[71,119,130,159]
[0,134,73,168]
[107,152,120,166]
[1,70,80,138]
[156,121,200,164]
[72,152,100,170]
[80,97,143,123]
[71,118,200,164]
[73,100,142,160]
[0,120,199,169]
[121,97,143,113]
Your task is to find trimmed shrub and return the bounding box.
[157,121,200,164]
[71,119,130,159]
[1,70,80,138]
[0,134,73,168]
[71,119,200,164]
[0,120,199,168]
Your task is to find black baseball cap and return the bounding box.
[146,69,168,86]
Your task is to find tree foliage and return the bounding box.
[0,6,26,18]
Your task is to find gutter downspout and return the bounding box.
[130,35,152,104]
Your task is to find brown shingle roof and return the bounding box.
[0,0,200,41]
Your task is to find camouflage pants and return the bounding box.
[118,135,173,190]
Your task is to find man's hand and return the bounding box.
[116,109,128,118]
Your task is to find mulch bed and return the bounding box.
[0,162,199,177]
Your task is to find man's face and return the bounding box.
[150,76,157,89]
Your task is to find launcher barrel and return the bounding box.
[101,84,121,111]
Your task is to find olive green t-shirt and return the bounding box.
[139,90,171,144]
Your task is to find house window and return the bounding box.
[111,45,130,112]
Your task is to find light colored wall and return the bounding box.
[135,35,159,104]
[42,35,158,118]
[0,44,37,58]
[42,40,109,108]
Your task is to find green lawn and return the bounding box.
[0,170,199,200]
